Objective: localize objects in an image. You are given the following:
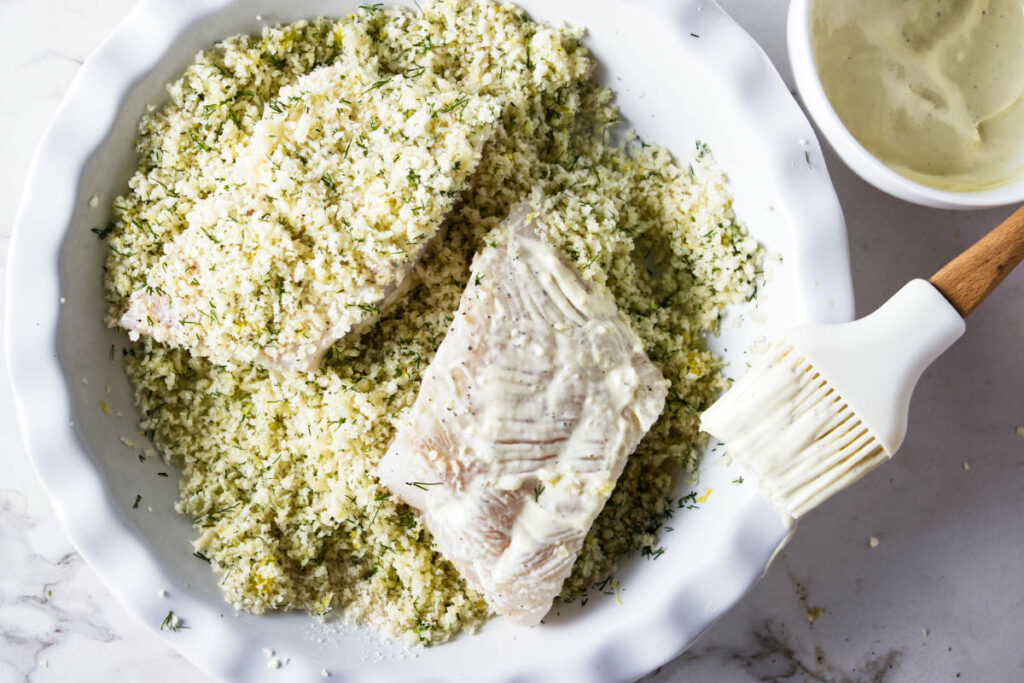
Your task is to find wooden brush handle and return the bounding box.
[929,205,1024,317]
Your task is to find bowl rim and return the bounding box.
[5,0,855,681]
[787,0,1024,210]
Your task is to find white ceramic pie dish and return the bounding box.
[5,0,853,681]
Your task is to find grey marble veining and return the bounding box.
[0,490,114,678]
[2,1,1023,681]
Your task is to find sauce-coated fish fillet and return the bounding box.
[378,196,668,626]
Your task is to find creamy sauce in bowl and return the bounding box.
[811,0,1024,191]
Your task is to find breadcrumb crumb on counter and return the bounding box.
[106,0,761,645]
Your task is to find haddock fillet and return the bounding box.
[119,62,498,373]
[378,195,668,626]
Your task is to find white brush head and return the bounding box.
[701,342,889,521]
[702,279,965,521]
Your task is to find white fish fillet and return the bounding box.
[378,195,668,626]
[120,62,498,373]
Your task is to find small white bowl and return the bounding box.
[787,0,1024,210]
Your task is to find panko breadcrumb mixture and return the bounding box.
[104,0,760,645]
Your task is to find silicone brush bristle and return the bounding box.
[701,342,889,521]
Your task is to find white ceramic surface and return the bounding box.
[787,0,1024,210]
[4,0,853,681]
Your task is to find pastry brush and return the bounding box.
[700,204,1024,522]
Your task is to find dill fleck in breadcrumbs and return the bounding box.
[105,0,760,646]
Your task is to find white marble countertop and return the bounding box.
[2,1,1022,681]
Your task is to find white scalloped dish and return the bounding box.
[5,1,853,681]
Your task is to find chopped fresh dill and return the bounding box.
[199,226,220,243]
[640,545,665,560]
[678,491,700,509]
[406,481,443,491]
[439,96,469,114]
[187,130,210,151]
[195,502,240,527]
[91,224,115,240]
[362,79,391,96]
[160,611,187,631]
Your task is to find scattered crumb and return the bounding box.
[1016,425,1024,439]
[962,462,970,471]
[81,377,88,385]
[159,589,168,598]
[805,606,823,623]
[89,195,99,208]
[321,670,330,678]
[868,536,880,548]
[39,659,48,669]
[304,618,412,664]
[744,335,773,360]
[263,648,282,670]
[60,297,66,304]
[120,437,138,449]
[922,627,929,637]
